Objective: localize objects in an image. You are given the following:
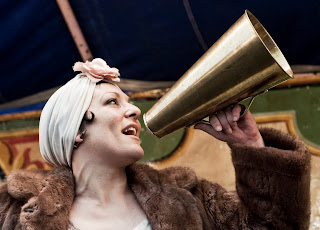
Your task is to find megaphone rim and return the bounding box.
[244,9,294,79]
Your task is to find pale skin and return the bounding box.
[69,83,264,230]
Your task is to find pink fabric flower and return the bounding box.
[73,58,120,83]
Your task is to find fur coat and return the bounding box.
[0,128,311,230]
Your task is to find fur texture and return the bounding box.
[0,166,74,230]
[0,128,310,229]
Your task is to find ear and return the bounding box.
[75,132,84,144]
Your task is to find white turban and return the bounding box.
[39,58,120,167]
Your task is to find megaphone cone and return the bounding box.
[143,10,293,138]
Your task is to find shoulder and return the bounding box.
[0,166,74,229]
[5,166,74,200]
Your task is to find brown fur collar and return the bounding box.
[1,166,74,230]
[127,163,203,229]
[2,163,204,230]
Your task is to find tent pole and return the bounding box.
[56,0,93,61]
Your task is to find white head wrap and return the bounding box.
[39,58,120,167]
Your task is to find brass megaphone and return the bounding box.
[143,10,293,138]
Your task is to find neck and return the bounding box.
[72,161,131,206]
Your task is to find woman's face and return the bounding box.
[82,83,143,167]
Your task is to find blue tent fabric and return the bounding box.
[0,0,81,103]
[0,102,45,115]
[0,0,319,106]
[70,0,320,77]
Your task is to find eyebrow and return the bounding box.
[100,92,131,103]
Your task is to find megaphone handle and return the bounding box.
[240,89,269,118]
[193,97,255,126]
[190,89,268,126]
[239,96,255,118]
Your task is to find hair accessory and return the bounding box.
[73,58,120,83]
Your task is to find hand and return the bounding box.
[194,104,264,148]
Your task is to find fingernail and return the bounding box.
[233,116,238,122]
[215,126,222,131]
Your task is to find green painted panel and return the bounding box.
[134,100,185,162]
[250,85,320,145]
[0,119,39,132]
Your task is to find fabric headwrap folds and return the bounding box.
[39,58,120,167]
[39,75,96,167]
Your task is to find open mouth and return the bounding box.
[123,127,137,136]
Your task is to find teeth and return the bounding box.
[124,127,137,136]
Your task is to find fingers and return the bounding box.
[216,111,232,134]
[225,107,235,126]
[209,106,240,134]
[196,104,245,135]
[195,104,260,145]
[231,104,243,122]
[208,114,222,132]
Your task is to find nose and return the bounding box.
[125,103,141,119]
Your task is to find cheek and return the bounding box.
[97,112,123,133]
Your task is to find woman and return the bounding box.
[0,58,310,230]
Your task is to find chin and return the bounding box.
[124,146,144,164]
[134,147,145,161]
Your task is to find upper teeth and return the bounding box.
[124,127,137,135]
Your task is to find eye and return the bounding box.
[106,98,117,105]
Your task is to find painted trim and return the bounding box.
[277,73,320,87]
[0,129,39,139]
[0,110,41,122]
[255,112,320,156]
[0,129,52,175]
